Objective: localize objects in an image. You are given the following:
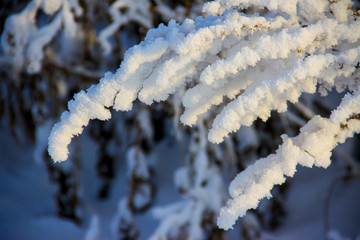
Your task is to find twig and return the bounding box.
[348,7,360,16]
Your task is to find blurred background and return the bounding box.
[0,0,360,239]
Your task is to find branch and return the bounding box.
[217,90,360,230]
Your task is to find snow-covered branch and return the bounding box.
[1,0,82,73]
[98,0,153,55]
[218,90,360,230]
[46,0,360,232]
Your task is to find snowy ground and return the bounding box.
[0,126,83,240]
[0,124,359,240]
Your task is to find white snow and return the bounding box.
[3,0,359,238]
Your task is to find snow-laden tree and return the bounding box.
[46,0,360,233]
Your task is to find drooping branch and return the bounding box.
[217,90,360,230]
[45,0,360,232]
[48,0,360,163]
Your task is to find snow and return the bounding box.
[0,127,83,240]
[275,162,360,240]
[203,0,298,16]
[218,92,360,229]
[45,0,360,233]
[26,11,62,73]
[2,123,359,239]
[48,0,360,160]
[0,0,82,73]
[1,0,360,238]
[330,90,360,124]
[85,215,100,240]
[98,0,153,55]
[41,0,62,15]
